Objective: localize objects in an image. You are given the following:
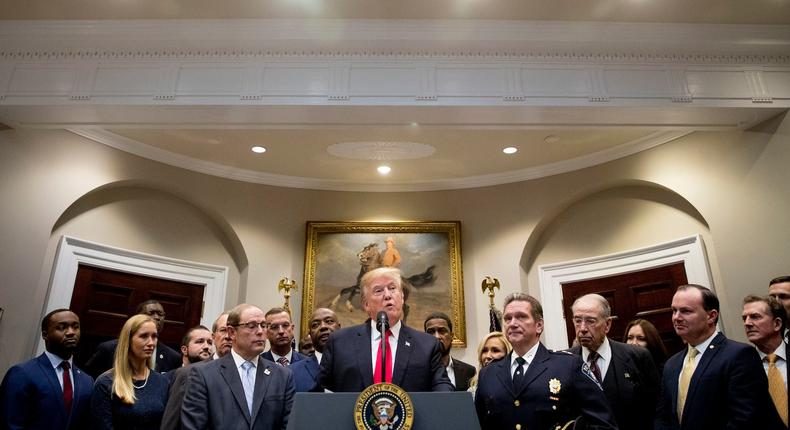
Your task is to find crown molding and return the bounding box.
[68,128,692,192]
[2,19,789,62]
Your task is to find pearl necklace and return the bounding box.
[133,369,150,390]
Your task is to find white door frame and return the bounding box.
[538,234,713,350]
[38,235,228,354]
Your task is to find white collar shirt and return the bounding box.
[370,319,401,377]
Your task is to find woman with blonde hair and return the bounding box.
[91,314,170,429]
[468,331,512,395]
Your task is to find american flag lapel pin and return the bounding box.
[405,341,411,347]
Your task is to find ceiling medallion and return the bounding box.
[327,141,436,161]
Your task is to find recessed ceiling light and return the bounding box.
[503,147,518,154]
[251,146,266,153]
[410,122,419,127]
[377,165,392,175]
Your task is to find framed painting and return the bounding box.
[301,221,466,347]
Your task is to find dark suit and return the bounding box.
[570,339,660,430]
[181,353,294,430]
[319,320,454,392]
[475,344,617,430]
[85,339,182,377]
[160,364,195,430]
[450,357,476,391]
[290,355,321,392]
[0,353,93,430]
[655,332,783,430]
[261,350,305,366]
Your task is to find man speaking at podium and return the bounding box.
[319,267,454,392]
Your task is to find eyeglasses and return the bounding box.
[235,321,268,330]
[572,317,601,327]
[268,322,292,331]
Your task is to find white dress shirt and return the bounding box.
[370,319,401,378]
[582,337,613,381]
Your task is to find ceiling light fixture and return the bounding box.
[251,146,266,153]
[503,147,518,154]
[377,165,392,175]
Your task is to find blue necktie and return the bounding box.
[241,361,255,415]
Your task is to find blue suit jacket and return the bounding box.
[475,344,617,430]
[655,332,784,430]
[0,353,93,430]
[319,321,454,392]
[290,355,321,392]
[181,353,295,430]
[261,350,305,366]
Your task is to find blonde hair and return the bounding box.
[360,267,402,301]
[112,314,156,404]
[469,331,512,390]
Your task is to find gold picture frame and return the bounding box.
[301,221,466,347]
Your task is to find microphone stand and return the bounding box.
[377,311,390,384]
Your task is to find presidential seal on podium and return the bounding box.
[354,383,414,430]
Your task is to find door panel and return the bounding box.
[561,262,687,355]
[69,264,204,369]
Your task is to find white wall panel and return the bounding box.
[521,68,590,96]
[686,71,751,98]
[435,67,506,95]
[177,66,246,94]
[762,71,790,98]
[8,66,75,94]
[93,65,162,94]
[348,66,418,95]
[605,69,671,97]
[261,66,329,95]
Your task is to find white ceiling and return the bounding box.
[2,0,789,24]
[1,1,788,191]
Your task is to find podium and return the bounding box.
[287,391,481,430]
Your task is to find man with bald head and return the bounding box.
[181,304,294,430]
[290,307,340,391]
[568,293,660,430]
[320,267,453,392]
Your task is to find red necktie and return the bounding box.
[61,361,73,414]
[373,329,393,384]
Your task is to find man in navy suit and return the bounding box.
[569,293,660,430]
[181,303,294,430]
[0,309,93,430]
[320,267,453,392]
[84,299,181,377]
[290,307,340,391]
[261,307,305,366]
[742,295,788,428]
[655,284,781,430]
[475,293,617,430]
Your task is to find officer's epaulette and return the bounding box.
[549,349,574,355]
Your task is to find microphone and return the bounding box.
[376,311,390,384]
[376,311,390,333]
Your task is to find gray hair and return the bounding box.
[571,293,612,319]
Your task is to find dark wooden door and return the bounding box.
[561,262,687,355]
[69,264,204,369]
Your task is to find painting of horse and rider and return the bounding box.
[302,221,466,347]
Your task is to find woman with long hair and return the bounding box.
[468,331,512,395]
[623,318,669,373]
[91,314,170,429]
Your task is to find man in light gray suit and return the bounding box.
[181,303,294,430]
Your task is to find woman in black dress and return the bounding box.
[91,314,170,429]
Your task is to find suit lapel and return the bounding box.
[687,333,723,400]
[306,355,320,381]
[36,354,67,420]
[250,357,273,425]
[356,323,374,387]
[392,326,413,386]
[492,353,518,398]
[218,355,252,424]
[517,344,549,397]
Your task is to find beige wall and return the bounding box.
[0,112,788,374]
